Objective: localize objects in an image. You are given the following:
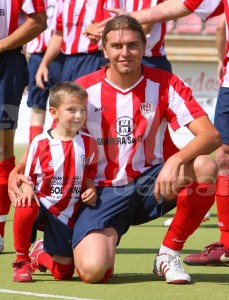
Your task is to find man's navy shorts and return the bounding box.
[142,55,172,73]
[0,48,28,129]
[61,51,106,82]
[27,52,65,110]
[214,87,229,145]
[72,164,177,248]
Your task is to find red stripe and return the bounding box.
[37,139,54,197]
[125,80,145,179]
[71,2,86,53]
[50,141,76,215]
[9,0,20,35]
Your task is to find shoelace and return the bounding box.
[12,261,30,269]
[204,243,224,256]
[168,254,184,272]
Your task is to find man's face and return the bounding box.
[103,29,145,75]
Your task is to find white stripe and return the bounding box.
[0,289,97,300]
[0,215,7,222]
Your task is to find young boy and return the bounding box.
[12,81,98,282]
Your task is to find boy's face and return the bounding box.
[53,95,87,134]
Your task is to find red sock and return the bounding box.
[29,125,43,143]
[37,252,74,280]
[216,175,229,249]
[14,202,39,261]
[0,157,15,237]
[162,181,216,251]
[37,251,54,270]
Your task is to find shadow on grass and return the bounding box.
[116,248,222,255]
[107,272,229,284]
[137,223,218,229]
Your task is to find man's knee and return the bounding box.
[76,263,113,284]
[193,155,218,182]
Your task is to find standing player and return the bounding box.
[26,0,66,143]
[35,0,114,90]
[0,0,46,253]
[12,81,98,282]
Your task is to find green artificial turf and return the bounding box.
[0,145,227,300]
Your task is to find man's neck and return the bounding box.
[105,66,143,90]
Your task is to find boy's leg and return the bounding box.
[13,202,39,282]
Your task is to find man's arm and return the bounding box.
[35,30,63,89]
[0,12,47,53]
[216,14,226,83]
[154,115,222,200]
[107,0,191,24]
[8,150,33,207]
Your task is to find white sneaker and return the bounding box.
[164,211,211,227]
[153,252,191,284]
[163,217,173,227]
[0,235,4,253]
[202,211,211,222]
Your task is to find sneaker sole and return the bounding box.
[184,260,229,266]
[13,277,32,283]
[168,279,190,284]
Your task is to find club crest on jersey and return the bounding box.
[140,103,154,118]
[115,116,134,136]
[48,160,54,169]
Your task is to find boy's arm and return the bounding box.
[81,178,97,205]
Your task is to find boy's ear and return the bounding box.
[49,106,57,119]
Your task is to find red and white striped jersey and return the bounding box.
[183,0,229,88]
[26,0,58,53]
[25,130,98,228]
[76,65,206,187]
[0,0,45,39]
[54,0,113,54]
[183,0,223,20]
[114,0,166,57]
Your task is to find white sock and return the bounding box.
[158,244,180,256]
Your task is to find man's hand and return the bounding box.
[106,8,130,16]
[154,156,182,201]
[83,21,102,44]
[8,173,34,207]
[35,63,49,89]
[16,183,39,208]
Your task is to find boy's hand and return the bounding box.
[81,188,97,205]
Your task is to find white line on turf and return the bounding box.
[0,289,97,300]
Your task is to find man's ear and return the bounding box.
[103,46,109,59]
